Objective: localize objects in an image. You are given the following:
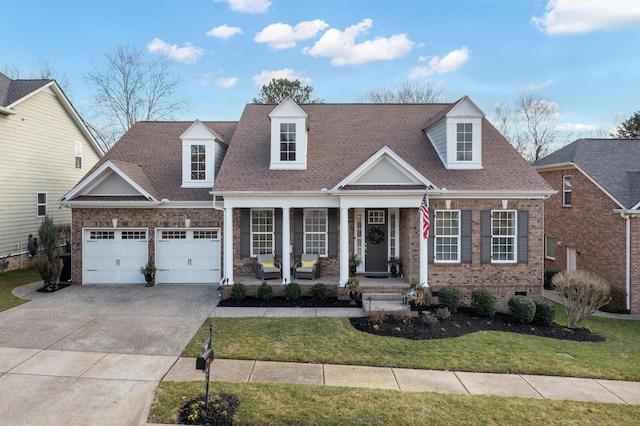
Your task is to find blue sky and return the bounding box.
[4,0,640,136]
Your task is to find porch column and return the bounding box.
[282,207,291,284]
[339,207,349,286]
[419,208,429,287]
[224,206,234,285]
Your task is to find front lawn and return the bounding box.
[0,268,39,312]
[149,381,640,425]
[185,311,640,380]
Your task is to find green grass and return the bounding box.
[0,267,39,312]
[149,381,640,425]
[185,313,640,381]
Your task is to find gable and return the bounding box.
[84,172,142,196]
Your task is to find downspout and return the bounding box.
[211,193,228,287]
[621,211,631,311]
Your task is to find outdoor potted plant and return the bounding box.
[140,261,157,287]
[344,277,361,306]
[348,254,361,277]
[387,256,401,277]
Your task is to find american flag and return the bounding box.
[420,193,430,239]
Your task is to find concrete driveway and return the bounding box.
[0,283,218,425]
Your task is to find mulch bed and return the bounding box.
[36,283,71,293]
[178,394,240,425]
[349,307,606,342]
[218,296,361,308]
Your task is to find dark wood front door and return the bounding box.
[365,209,388,272]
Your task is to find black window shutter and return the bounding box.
[480,210,491,264]
[240,209,250,258]
[517,210,529,263]
[293,209,303,258]
[328,209,337,257]
[275,209,282,258]
[427,210,434,264]
[461,210,472,264]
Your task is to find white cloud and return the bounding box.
[252,68,311,87]
[215,0,271,14]
[555,122,600,132]
[303,18,414,66]
[525,79,553,91]
[408,47,469,78]
[255,20,329,50]
[532,0,640,35]
[206,24,243,39]
[147,38,203,64]
[216,77,239,88]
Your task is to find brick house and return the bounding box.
[62,97,553,307]
[534,138,640,314]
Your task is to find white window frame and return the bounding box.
[353,209,364,272]
[250,209,274,257]
[36,192,47,217]
[563,175,572,207]
[303,209,328,257]
[456,123,473,162]
[75,141,83,169]
[367,210,385,224]
[279,123,296,162]
[545,235,556,260]
[491,210,517,263]
[388,208,399,259]
[190,144,206,181]
[435,210,461,263]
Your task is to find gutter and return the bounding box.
[620,211,632,311]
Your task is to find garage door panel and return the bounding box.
[83,229,147,284]
[156,229,220,284]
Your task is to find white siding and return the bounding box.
[0,90,101,258]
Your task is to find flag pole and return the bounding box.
[419,190,429,287]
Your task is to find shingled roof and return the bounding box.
[0,72,51,107]
[534,138,640,209]
[213,103,551,193]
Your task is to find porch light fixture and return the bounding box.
[445,199,451,209]
[185,218,191,228]
[501,199,508,209]
[112,218,118,228]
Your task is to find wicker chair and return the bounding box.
[255,254,281,280]
[294,253,320,280]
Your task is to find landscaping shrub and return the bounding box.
[602,286,626,313]
[435,307,451,321]
[552,270,611,328]
[508,296,536,323]
[393,309,412,324]
[420,311,438,327]
[368,309,385,327]
[471,289,496,317]
[534,299,556,326]
[438,287,462,313]
[311,283,326,300]
[230,283,246,302]
[284,282,301,300]
[257,282,273,301]
[544,269,560,290]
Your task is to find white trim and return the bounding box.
[545,235,556,260]
[36,192,47,217]
[490,209,517,264]
[434,209,461,263]
[250,208,275,257]
[303,208,328,257]
[562,175,572,207]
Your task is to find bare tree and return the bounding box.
[1,60,73,98]
[85,45,187,149]
[492,93,562,163]
[551,270,611,328]
[360,80,442,103]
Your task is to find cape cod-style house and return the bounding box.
[61,96,553,307]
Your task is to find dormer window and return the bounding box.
[181,120,217,188]
[191,145,206,180]
[280,123,296,161]
[456,123,473,161]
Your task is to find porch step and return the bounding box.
[361,292,413,315]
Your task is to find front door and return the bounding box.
[365,209,388,272]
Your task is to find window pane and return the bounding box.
[491,210,516,261]
[546,236,556,259]
[251,210,274,255]
[435,210,460,261]
[304,210,327,256]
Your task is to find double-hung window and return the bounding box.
[545,236,556,260]
[280,123,296,161]
[75,141,83,169]
[435,210,460,262]
[491,210,516,262]
[456,123,473,161]
[563,175,572,206]
[191,145,206,180]
[304,209,327,256]
[251,209,274,256]
[37,192,47,217]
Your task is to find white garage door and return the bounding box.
[155,229,221,284]
[83,229,148,284]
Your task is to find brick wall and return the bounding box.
[71,207,223,284]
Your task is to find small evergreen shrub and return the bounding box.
[435,307,451,321]
[471,289,497,317]
[284,282,301,300]
[230,283,246,302]
[311,283,326,299]
[508,295,536,323]
[368,309,385,326]
[602,286,626,313]
[544,269,560,290]
[393,309,412,324]
[421,311,439,327]
[438,287,462,313]
[534,299,556,326]
[257,282,273,300]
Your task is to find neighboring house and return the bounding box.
[0,72,103,272]
[534,138,640,314]
[62,96,553,307]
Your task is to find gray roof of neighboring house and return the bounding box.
[213,103,551,193]
[0,72,51,107]
[534,138,640,209]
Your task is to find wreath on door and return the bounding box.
[367,226,385,245]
